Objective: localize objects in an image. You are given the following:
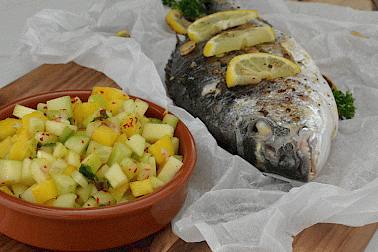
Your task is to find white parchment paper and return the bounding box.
[5,0,378,251]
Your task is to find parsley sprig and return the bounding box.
[163,0,213,20]
[332,87,356,120]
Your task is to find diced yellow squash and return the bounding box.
[0,118,21,141]
[148,134,174,165]
[8,129,31,161]
[71,96,82,113]
[0,136,13,159]
[92,87,129,101]
[21,111,47,138]
[73,102,101,125]
[44,198,57,206]
[121,115,141,137]
[0,185,14,196]
[106,99,124,115]
[31,179,58,204]
[130,179,153,197]
[91,125,119,147]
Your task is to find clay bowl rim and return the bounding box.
[0,89,197,220]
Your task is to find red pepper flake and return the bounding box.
[46,133,50,136]
[87,204,90,206]
[96,197,100,203]
[100,91,104,94]
[147,175,150,179]
[108,201,111,205]
[40,137,44,141]
[44,106,48,109]
[81,140,85,144]
[1,182,5,185]
[128,169,132,171]
[103,190,108,193]
[134,168,138,173]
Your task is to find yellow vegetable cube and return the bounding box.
[92,87,129,101]
[31,179,58,204]
[63,165,78,176]
[91,125,119,147]
[121,115,141,137]
[116,133,129,143]
[21,111,47,138]
[0,136,13,159]
[0,118,21,141]
[157,156,183,184]
[106,99,124,115]
[73,102,101,125]
[148,134,174,165]
[8,129,31,161]
[130,179,153,197]
[0,186,14,196]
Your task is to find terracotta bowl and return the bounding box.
[0,90,197,251]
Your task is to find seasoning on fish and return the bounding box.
[165,0,338,182]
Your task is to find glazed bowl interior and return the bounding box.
[0,90,197,251]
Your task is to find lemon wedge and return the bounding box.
[166,9,192,35]
[187,9,258,43]
[226,53,301,88]
[115,30,130,37]
[203,26,276,57]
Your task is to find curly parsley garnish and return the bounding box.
[79,164,110,185]
[163,0,213,20]
[332,87,356,120]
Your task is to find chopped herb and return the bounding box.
[163,0,213,20]
[332,87,356,120]
[91,109,109,123]
[79,164,111,186]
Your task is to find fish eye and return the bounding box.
[249,120,273,139]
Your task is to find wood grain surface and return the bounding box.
[1,62,378,252]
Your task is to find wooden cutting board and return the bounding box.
[0,62,378,252]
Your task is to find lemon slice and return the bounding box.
[226,53,301,88]
[187,9,258,43]
[166,9,192,35]
[203,26,276,57]
[115,30,130,37]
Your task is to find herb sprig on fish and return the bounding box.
[163,0,213,20]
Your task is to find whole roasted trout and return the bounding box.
[165,1,338,182]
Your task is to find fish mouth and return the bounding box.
[242,119,313,182]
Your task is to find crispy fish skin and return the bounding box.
[165,1,338,182]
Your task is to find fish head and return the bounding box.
[234,90,333,182]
